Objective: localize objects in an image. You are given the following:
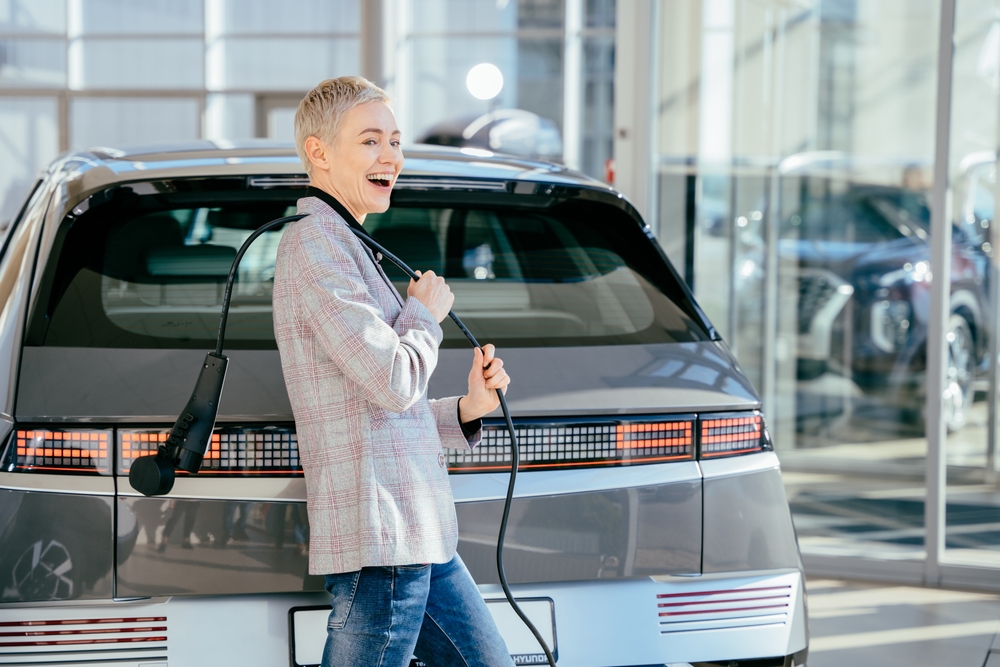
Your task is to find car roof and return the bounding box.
[48,140,613,197]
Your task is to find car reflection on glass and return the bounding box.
[778,180,990,434]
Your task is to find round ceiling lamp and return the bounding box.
[466,63,504,101]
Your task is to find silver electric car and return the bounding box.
[0,142,807,667]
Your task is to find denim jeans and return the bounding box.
[321,553,514,667]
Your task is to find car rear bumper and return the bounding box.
[0,569,807,667]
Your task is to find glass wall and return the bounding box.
[944,0,1000,568]
[650,0,947,562]
[0,0,618,232]
[390,0,616,179]
[0,0,363,228]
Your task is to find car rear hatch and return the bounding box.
[8,174,784,599]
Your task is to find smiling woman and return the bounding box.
[293,77,402,223]
[276,77,518,667]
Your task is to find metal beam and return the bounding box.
[562,0,584,171]
[361,0,386,88]
[925,0,957,586]
[612,0,654,225]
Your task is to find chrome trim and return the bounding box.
[0,471,114,495]
[698,451,781,480]
[649,566,801,583]
[117,461,705,502]
[393,177,507,191]
[450,460,702,502]
[116,475,306,501]
[0,596,171,609]
[247,175,308,188]
[797,267,853,361]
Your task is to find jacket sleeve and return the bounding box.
[429,396,481,451]
[293,225,443,414]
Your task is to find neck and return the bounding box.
[308,176,366,224]
[305,186,373,239]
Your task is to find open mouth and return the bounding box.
[366,173,393,189]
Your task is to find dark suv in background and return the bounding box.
[788,179,990,433]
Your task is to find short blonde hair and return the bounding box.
[294,76,390,176]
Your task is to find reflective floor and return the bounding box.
[783,400,1000,562]
[807,578,1000,667]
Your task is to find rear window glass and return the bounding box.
[28,185,709,349]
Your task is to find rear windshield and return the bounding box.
[28,184,710,349]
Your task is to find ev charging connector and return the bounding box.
[128,352,228,496]
[128,214,303,497]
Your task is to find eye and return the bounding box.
[390,140,400,148]
[363,138,377,146]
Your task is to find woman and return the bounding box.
[272,76,514,667]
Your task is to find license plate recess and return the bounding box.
[289,597,557,667]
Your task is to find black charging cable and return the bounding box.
[129,213,557,667]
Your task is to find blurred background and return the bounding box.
[6,0,1000,583]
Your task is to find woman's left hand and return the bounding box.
[459,344,510,422]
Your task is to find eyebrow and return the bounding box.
[359,128,401,136]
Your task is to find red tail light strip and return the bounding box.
[448,419,694,473]
[0,626,166,637]
[8,429,111,474]
[118,427,300,475]
[0,617,165,627]
[3,411,768,478]
[699,414,763,458]
[655,585,791,599]
[0,636,167,647]
[657,594,790,608]
[659,603,789,617]
[0,616,167,650]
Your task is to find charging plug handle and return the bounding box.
[170,352,228,473]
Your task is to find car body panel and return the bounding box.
[0,488,115,603]
[456,480,702,584]
[17,348,292,422]
[0,575,806,667]
[117,476,703,598]
[17,342,757,422]
[116,496,323,598]
[702,461,801,573]
[0,142,805,667]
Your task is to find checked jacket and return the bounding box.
[272,195,480,576]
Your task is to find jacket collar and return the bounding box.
[305,186,373,240]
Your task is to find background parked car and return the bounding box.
[786,181,990,434]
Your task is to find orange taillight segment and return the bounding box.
[7,429,112,474]
[448,418,695,473]
[117,427,300,475]
[616,421,693,451]
[699,414,763,458]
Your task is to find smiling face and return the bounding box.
[304,100,403,222]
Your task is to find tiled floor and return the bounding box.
[806,578,1000,666]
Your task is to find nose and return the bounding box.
[379,139,399,165]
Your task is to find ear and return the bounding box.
[304,136,331,173]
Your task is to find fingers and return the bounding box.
[483,364,510,390]
[485,373,510,391]
[482,357,503,378]
[481,343,495,368]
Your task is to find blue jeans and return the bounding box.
[321,553,514,667]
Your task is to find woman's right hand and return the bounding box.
[407,270,454,323]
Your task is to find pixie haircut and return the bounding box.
[294,76,390,176]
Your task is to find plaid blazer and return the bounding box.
[272,196,479,575]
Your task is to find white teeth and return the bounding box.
[366,173,393,181]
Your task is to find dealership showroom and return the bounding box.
[12,0,1000,666]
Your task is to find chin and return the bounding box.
[367,197,392,214]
